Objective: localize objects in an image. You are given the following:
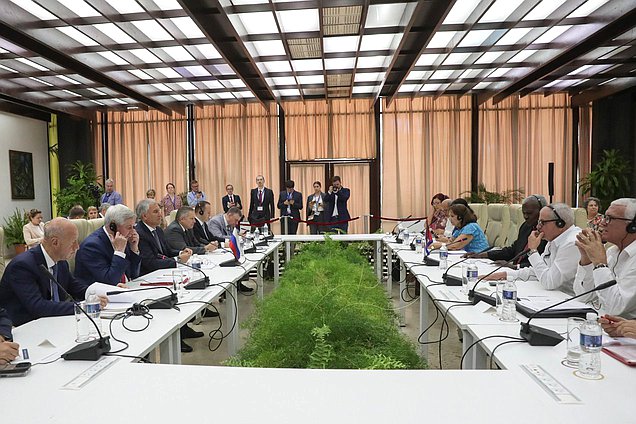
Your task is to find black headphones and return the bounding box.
[548,205,566,228]
[531,194,547,208]
[196,201,207,216]
[627,213,636,234]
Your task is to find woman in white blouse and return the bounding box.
[23,209,45,248]
[306,181,327,235]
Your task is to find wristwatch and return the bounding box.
[528,249,538,256]
[593,263,608,270]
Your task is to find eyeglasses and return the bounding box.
[602,215,630,224]
[537,219,558,227]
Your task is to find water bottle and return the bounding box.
[402,231,410,246]
[500,276,517,322]
[84,289,102,338]
[415,235,423,253]
[463,260,478,295]
[254,227,260,241]
[439,243,448,270]
[578,312,602,379]
[262,223,269,237]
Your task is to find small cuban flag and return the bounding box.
[424,218,434,256]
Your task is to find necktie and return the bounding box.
[152,229,163,254]
[230,195,234,204]
[258,190,263,204]
[50,264,59,302]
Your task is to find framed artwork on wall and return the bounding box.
[9,150,35,200]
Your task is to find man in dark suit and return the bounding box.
[165,207,217,255]
[222,184,243,213]
[277,180,303,235]
[193,201,215,244]
[0,307,19,364]
[306,181,327,235]
[248,175,275,230]
[75,204,142,286]
[0,218,108,326]
[324,176,351,233]
[135,200,212,352]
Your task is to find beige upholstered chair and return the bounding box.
[165,210,177,226]
[469,203,488,230]
[484,204,511,248]
[506,204,523,246]
[88,217,105,233]
[573,208,588,229]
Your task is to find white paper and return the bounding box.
[516,297,591,311]
[87,282,171,304]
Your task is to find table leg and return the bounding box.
[227,283,239,356]
[159,330,181,365]
[398,257,406,327]
[257,261,264,299]
[285,241,291,264]
[274,244,280,287]
[386,246,393,294]
[419,288,429,361]
[462,329,487,369]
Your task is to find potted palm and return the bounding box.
[579,149,632,208]
[3,208,28,255]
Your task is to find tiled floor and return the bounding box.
[181,275,463,370]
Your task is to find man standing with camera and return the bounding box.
[325,176,351,234]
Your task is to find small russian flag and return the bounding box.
[228,229,241,261]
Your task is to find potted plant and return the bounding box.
[3,208,28,254]
[460,183,525,204]
[579,149,632,208]
[54,161,102,217]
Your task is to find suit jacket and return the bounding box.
[487,221,547,268]
[74,228,142,286]
[101,191,123,205]
[324,187,351,221]
[277,190,303,219]
[23,222,45,248]
[135,222,179,275]
[0,246,89,326]
[0,307,12,340]
[165,220,207,255]
[248,187,275,224]
[193,218,214,244]
[222,194,243,213]
[306,192,327,220]
[207,213,233,243]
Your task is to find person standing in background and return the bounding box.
[100,179,123,205]
[222,184,243,213]
[325,176,351,234]
[306,181,327,235]
[187,180,206,207]
[248,175,275,230]
[159,182,182,217]
[23,208,45,249]
[277,180,303,235]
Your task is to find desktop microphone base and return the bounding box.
[423,256,439,267]
[219,259,241,267]
[146,293,179,309]
[62,336,111,361]
[519,323,564,346]
[468,291,496,307]
[185,276,209,290]
[443,275,462,286]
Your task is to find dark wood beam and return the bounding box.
[571,77,636,106]
[491,5,636,104]
[178,0,275,107]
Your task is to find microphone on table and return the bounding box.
[107,284,179,310]
[393,215,412,243]
[156,254,209,290]
[421,237,468,267]
[467,248,530,306]
[519,280,617,346]
[441,244,493,286]
[39,264,111,361]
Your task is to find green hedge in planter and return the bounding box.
[229,239,425,369]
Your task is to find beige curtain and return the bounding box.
[289,164,324,234]
[195,103,280,232]
[334,163,370,234]
[96,110,187,209]
[382,95,472,231]
[91,115,103,181]
[479,94,573,204]
[578,104,593,206]
[284,98,375,160]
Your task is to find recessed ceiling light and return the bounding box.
[235,12,278,35]
[356,56,389,69]
[324,36,360,54]
[365,3,410,28]
[94,23,136,44]
[131,20,173,41]
[16,57,50,71]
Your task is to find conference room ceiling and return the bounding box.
[0,0,634,117]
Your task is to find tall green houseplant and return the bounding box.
[3,208,28,253]
[54,161,103,217]
[579,149,632,208]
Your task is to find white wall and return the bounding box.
[0,111,51,223]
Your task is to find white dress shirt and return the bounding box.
[505,225,581,295]
[573,241,636,319]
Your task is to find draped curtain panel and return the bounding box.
[333,163,370,235]
[289,164,325,235]
[195,103,280,232]
[479,94,573,204]
[382,95,472,230]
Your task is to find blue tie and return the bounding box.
[50,264,60,302]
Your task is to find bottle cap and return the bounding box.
[586,312,597,321]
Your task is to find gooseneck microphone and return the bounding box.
[467,248,530,305]
[156,254,209,290]
[441,244,493,286]
[394,215,412,243]
[39,264,111,361]
[519,280,617,346]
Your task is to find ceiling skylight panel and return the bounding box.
[156,67,182,78]
[104,0,144,14]
[276,9,319,32]
[442,0,481,24]
[406,71,426,81]
[357,56,389,68]
[30,76,53,86]
[509,50,537,63]
[427,32,457,49]
[543,79,564,88]
[324,36,360,53]
[443,53,472,65]
[298,75,324,84]
[473,82,491,89]
[192,93,209,101]
[246,40,286,57]
[170,17,206,39]
[325,57,355,70]
[398,84,419,92]
[177,82,197,91]
[534,26,572,44]
[162,46,195,62]
[567,0,609,18]
[355,72,384,82]
[202,80,223,89]
[62,89,81,97]
[458,69,482,79]
[16,57,49,71]
[57,75,81,85]
[213,64,234,75]
[0,64,18,73]
[522,0,567,21]
[98,51,128,65]
[495,28,533,45]
[365,3,408,28]
[89,99,105,106]
[87,88,107,96]
[352,86,377,94]
[268,76,297,86]
[458,30,495,47]
[431,69,454,80]
[171,94,188,101]
[415,54,441,66]
[183,66,211,77]
[196,44,222,60]
[223,79,246,88]
[291,59,322,72]
[112,98,129,105]
[94,23,136,44]
[488,68,510,78]
[10,0,56,20]
[152,83,172,91]
[235,12,278,35]
[480,0,524,23]
[360,34,400,51]
[129,49,162,63]
[274,89,300,97]
[258,61,292,73]
[216,92,236,100]
[475,51,504,64]
[152,0,182,11]
[420,83,442,91]
[129,69,153,80]
[568,65,592,75]
[56,27,99,46]
[235,91,254,98]
[57,0,99,17]
[132,20,173,42]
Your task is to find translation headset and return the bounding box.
[196,201,207,216]
[531,194,547,208]
[547,205,565,228]
[627,213,636,234]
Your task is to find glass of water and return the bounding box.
[494,281,505,317]
[172,270,188,298]
[566,317,586,367]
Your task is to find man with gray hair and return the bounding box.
[0,218,108,326]
[466,194,547,268]
[100,178,123,205]
[99,202,111,218]
[486,202,581,295]
[75,204,141,286]
[574,198,636,319]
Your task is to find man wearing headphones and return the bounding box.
[574,198,636,318]
[486,203,581,295]
[193,201,215,244]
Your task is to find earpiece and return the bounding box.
[548,205,565,228]
[627,215,636,234]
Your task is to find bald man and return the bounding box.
[0,218,108,326]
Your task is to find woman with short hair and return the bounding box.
[584,197,603,231]
[434,204,489,252]
[159,182,182,217]
[22,209,45,248]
